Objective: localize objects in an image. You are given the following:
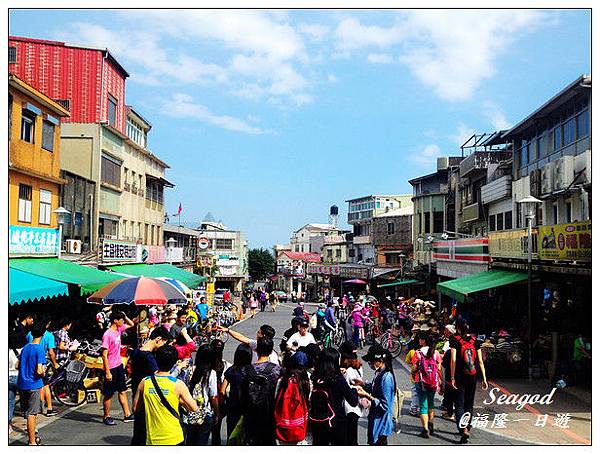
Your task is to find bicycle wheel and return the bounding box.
[51,375,86,407]
[388,338,402,357]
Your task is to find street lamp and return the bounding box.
[518,195,542,381]
[53,207,71,259]
[398,253,406,280]
[166,237,177,265]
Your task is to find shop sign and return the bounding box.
[339,265,370,280]
[323,235,345,245]
[206,282,215,306]
[139,245,167,264]
[198,237,210,250]
[433,238,490,264]
[166,247,184,263]
[538,221,591,262]
[9,225,59,256]
[101,239,138,262]
[488,229,534,259]
[197,255,215,267]
[306,263,341,275]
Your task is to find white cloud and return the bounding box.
[413,144,442,166]
[482,101,512,130]
[334,10,548,101]
[298,23,329,41]
[450,124,476,147]
[164,93,266,135]
[367,53,394,64]
[327,74,339,83]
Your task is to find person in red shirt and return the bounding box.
[173,327,197,360]
[223,290,231,304]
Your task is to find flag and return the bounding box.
[174,203,182,216]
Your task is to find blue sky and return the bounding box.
[9,9,591,248]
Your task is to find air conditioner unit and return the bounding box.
[540,163,554,194]
[584,149,592,184]
[437,157,449,170]
[554,156,574,191]
[65,239,82,254]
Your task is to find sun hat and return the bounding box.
[362,344,389,362]
[445,324,456,335]
[297,318,309,327]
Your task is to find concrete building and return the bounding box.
[346,194,413,264]
[290,223,341,253]
[372,205,413,267]
[163,223,199,272]
[9,75,70,230]
[320,233,350,264]
[196,214,249,292]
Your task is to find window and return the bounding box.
[107,94,117,127]
[327,249,333,258]
[387,222,395,235]
[18,184,32,222]
[336,249,341,258]
[216,239,234,249]
[553,203,559,224]
[504,211,512,230]
[39,189,52,225]
[349,249,355,258]
[424,212,430,233]
[577,111,589,138]
[433,211,444,233]
[566,201,572,223]
[520,142,529,167]
[489,214,496,232]
[497,212,504,231]
[534,137,542,161]
[101,155,121,187]
[563,118,576,146]
[9,46,17,64]
[553,127,562,151]
[41,120,55,151]
[100,218,118,238]
[21,113,35,143]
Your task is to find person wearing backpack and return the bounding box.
[450,317,488,444]
[184,345,219,445]
[241,338,282,445]
[358,344,396,445]
[220,344,253,437]
[412,334,442,438]
[309,348,358,445]
[273,351,311,445]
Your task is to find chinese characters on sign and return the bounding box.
[306,263,341,275]
[9,225,59,256]
[101,239,138,262]
[460,412,572,429]
[538,221,591,262]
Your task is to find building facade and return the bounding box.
[9,75,70,230]
[290,224,341,253]
[372,205,413,267]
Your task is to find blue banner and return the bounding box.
[9,225,60,256]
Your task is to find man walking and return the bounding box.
[101,311,135,426]
[17,325,45,445]
[26,318,59,416]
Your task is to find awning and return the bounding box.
[9,268,69,305]
[377,279,419,288]
[106,263,205,289]
[437,270,528,302]
[9,258,122,295]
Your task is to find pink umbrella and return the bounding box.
[343,279,367,284]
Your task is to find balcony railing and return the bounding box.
[481,175,512,205]
[353,235,372,245]
[460,151,512,177]
[462,202,480,223]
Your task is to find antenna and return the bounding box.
[329,205,339,228]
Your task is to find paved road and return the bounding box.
[10,302,525,445]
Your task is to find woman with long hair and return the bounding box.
[341,351,365,445]
[412,334,442,438]
[184,345,219,445]
[309,348,358,445]
[219,343,253,437]
[210,339,231,445]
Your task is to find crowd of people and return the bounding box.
[9,288,494,446]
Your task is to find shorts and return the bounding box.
[19,389,42,417]
[417,386,436,415]
[103,364,128,398]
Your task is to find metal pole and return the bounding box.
[58,224,63,259]
[527,215,533,381]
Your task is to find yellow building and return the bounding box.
[9,75,70,228]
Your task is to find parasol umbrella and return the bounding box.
[87,276,188,306]
[158,277,193,302]
[343,279,368,284]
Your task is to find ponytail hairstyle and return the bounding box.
[425,335,436,359]
[456,316,470,337]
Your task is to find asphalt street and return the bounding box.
[9,302,524,446]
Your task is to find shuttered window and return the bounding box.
[39,189,52,225]
[42,120,55,151]
[18,184,32,223]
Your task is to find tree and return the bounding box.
[248,248,275,282]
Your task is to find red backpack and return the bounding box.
[459,336,477,376]
[274,375,308,443]
[416,350,439,391]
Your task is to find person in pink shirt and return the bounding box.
[174,327,197,360]
[351,304,367,348]
[101,311,135,426]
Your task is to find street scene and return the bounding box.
[8,7,591,448]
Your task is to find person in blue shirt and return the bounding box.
[325,301,338,331]
[26,318,59,416]
[195,297,209,323]
[18,325,46,445]
[358,344,396,445]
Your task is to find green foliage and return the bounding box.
[248,248,275,281]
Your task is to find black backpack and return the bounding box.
[309,379,335,427]
[242,363,277,415]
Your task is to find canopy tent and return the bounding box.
[9,257,122,295]
[343,279,368,284]
[377,279,420,288]
[436,269,527,303]
[9,267,69,305]
[106,263,205,289]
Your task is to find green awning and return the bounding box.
[377,279,419,288]
[9,258,122,295]
[437,270,528,302]
[9,268,69,305]
[107,263,205,289]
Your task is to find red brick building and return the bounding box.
[9,36,129,135]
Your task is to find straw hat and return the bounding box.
[418,323,430,331]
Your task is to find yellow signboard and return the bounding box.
[538,221,591,262]
[206,282,215,306]
[488,228,538,259]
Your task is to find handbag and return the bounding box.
[150,375,185,433]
